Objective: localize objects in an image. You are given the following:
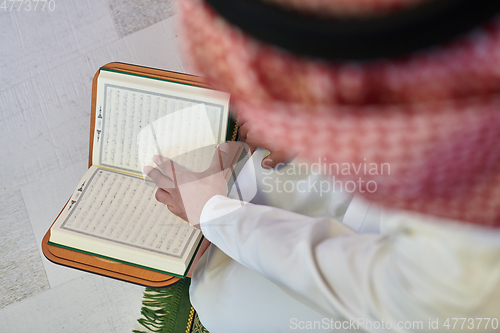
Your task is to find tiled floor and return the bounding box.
[0,1,192,331]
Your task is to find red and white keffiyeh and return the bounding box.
[178,0,500,227]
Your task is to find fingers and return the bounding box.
[155,188,188,222]
[146,142,251,187]
[155,188,174,206]
[144,166,175,189]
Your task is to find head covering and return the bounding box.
[178,0,500,227]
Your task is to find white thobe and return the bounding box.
[189,149,500,332]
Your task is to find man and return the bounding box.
[147,0,500,331]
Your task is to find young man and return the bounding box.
[147,0,500,331]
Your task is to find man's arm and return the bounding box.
[200,196,500,331]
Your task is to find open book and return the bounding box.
[47,65,232,278]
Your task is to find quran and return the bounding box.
[44,63,233,281]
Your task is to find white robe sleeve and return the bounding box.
[200,195,500,332]
[230,148,354,221]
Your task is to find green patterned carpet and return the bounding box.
[134,278,209,333]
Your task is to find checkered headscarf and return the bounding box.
[178,0,500,226]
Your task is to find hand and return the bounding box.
[144,142,249,228]
[238,119,295,169]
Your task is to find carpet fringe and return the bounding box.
[133,279,187,333]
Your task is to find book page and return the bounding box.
[92,69,230,175]
[50,166,201,273]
